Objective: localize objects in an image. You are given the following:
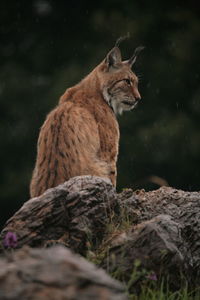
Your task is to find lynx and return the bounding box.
[30,39,143,197]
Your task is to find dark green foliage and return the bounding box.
[0,0,200,227]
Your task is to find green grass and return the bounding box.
[128,284,200,300]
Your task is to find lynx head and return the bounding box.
[98,39,144,115]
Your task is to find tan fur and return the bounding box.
[30,45,142,197]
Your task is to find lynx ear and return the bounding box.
[105,47,122,68]
[128,46,145,68]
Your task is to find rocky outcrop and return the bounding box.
[101,187,200,289]
[1,176,200,293]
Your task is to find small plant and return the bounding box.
[1,231,18,249]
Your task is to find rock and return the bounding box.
[1,176,117,254]
[102,214,186,290]
[0,245,127,300]
[101,187,200,289]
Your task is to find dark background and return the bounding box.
[1,0,200,228]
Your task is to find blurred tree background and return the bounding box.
[0,0,200,228]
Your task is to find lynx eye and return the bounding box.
[124,78,131,85]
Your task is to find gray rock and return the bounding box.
[0,245,127,300]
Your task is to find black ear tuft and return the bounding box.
[128,46,145,67]
[115,33,130,48]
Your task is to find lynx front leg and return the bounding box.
[109,168,117,187]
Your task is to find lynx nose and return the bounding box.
[135,90,141,100]
[132,87,141,100]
